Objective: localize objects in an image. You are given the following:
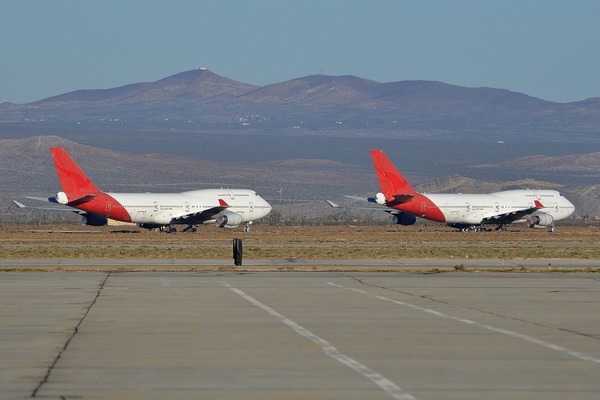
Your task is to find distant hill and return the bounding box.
[477,153,600,172]
[2,136,598,222]
[39,69,256,104]
[2,68,600,143]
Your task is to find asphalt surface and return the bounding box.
[2,271,600,399]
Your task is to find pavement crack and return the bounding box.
[31,272,111,398]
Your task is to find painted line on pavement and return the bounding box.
[224,282,417,400]
[328,282,600,365]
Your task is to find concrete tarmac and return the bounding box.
[2,271,600,399]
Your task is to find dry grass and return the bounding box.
[0,224,598,259]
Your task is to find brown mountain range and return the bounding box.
[2,68,600,143]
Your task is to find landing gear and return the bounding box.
[162,225,177,233]
[548,225,556,232]
[243,222,253,233]
[458,225,489,232]
[183,224,197,233]
[495,224,508,231]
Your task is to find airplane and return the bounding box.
[327,149,575,232]
[15,147,272,232]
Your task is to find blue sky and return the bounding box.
[1,0,599,104]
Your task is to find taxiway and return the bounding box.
[2,271,600,399]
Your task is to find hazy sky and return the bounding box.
[2,0,599,104]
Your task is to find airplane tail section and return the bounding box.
[369,150,417,201]
[51,148,101,203]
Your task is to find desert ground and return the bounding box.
[1,224,598,266]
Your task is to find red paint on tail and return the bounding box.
[50,148,131,222]
[369,150,417,198]
[51,148,101,196]
[369,150,445,223]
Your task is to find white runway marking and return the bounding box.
[224,283,417,400]
[328,282,600,365]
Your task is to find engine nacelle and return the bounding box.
[55,191,69,205]
[527,212,553,228]
[374,192,386,205]
[216,211,243,229]
[392,213,417,226]
[81,213,108,226]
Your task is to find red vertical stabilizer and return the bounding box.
[51,148,101,196]
[369,150,417,197]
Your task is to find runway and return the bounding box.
[2,271,600,399]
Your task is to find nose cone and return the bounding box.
[262,198,272,217]
[557,193,576,219]
[564,198,576,218]
[256,193,272,218]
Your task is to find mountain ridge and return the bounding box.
[2,68,598,143]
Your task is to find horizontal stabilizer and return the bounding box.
[385,194,415,207]
[55,192,97,206]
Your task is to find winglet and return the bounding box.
[12,200,26,209]
[534,200,544,208]
[326,200,340,208]
[51,148,101,196]
[369,150,417,199]
[218,199,230,207]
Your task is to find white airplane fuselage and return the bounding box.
[366,150,576,230]
[47,147,272,230]
[422,190,575,226]
[108,189,271,226]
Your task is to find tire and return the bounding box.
[233,238,243,266]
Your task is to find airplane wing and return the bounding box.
[169,205,229,225]
[12,200,84,214]
[326,200,402,215]
[481,200,544,225]
[13,199,109,226]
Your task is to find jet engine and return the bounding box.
[392,213,417,225]
[81,213,108,226]
[527,212,553,228]
[374,192,386,205]
[216,211,243,229]
[55,191,69,205]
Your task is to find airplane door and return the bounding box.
[250,201,254,213]
[135,211,148,222]
[185,202,190,213]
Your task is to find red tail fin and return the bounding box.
[51,148,101,195]
[369,150,417,197]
